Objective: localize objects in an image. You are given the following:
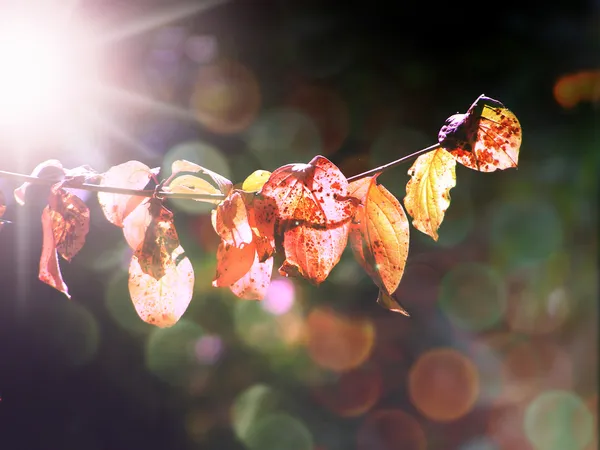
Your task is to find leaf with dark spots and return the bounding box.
[438,94,521,172]
[47,186,90,261]
[213,191,253,247]
[348,176,410,313]
[39,207,70,298]
[257,155,356,284]
[229,250,274,300]
[134,199,180,280]
[212,241,256,287]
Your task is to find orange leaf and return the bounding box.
[213,191,253,247]
[128,245,194,327]
[134,200,180,280]
[438,95,521,172]
[48,186,90,261]
[212,241,256,287]
[39,207,70,298]
[97,161,155,227]
[348,176,410,315]
[403,148,456,241]
[257,155,356,284]
[229,251,274,300]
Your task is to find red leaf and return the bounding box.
[39,207,70,298]
[48,186,90,261]
[256,155,356,284]
[134,199,180,280]
[213,191,253,247]
[212,241,256,287]
[229,250,274,300]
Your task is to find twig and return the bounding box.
[0,169,225,201]
[347,143,441,182]
[0,143,441,201]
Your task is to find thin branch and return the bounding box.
[0,142,442,201]
[0,169,226,201]
[347,142,441,182]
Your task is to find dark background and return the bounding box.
[0,1,597,449]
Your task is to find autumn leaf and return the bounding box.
[256,155,356,285]
[403,148,456,241]
[47,186,90,261]
[97,161,156,227]
[211,190,274,297]
[212,191,253,247]
[241,170,271,193]
[163,175,223,205]
[171,159,233,196]
[438,95,521,172]
[122,199,152,250]
[134,199,180,280]
[40,207,70,298]
[212,240,256,288]
[348,176,410,315]
[14,159,65,205]
[229,251,274,300]
[128,245,194,328]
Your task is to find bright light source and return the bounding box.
[0,18,91,130]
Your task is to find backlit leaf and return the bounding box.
[40,207,70,298]
[171,159,233,196]
[229,251,274,300]
[97,161,153,227]
[122,199,152,250]
[256,155,356,284]
[438,95,521,172]
[163,174,223,205]
[241,170,271,193]
[128,245,194,328]
[48,186,90,261]
[134,200,180,280]
[212,241,256,287]
[404,148,456,241]
[14,159,65,205]
[348,176,410,314]
[213,191,253,247]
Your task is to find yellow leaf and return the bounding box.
[171,159,232,195]
[164,174,223,205]
[241,170,271,192]
[349,176,410,304]
[404,148,456,241]
[128,245,194,328]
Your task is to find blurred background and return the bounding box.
[0,1,597,449]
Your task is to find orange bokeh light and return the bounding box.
[306,307,375,373]
[357,409,427,450]
[408,348,479,422]
[191,59,261,134]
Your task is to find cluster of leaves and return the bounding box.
[0,95,521,328]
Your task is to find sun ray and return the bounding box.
[98,0,230,45]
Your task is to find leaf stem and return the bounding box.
[0,169,226,201]
[346,142,441,182]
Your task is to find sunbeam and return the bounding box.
[98,0,230,45]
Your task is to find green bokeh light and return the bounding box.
[489,196,563,270]
[524,390,593,450]
[245,413,313,450]
[439,263,507,332]
[145,319,205,387]
[32,298,100,368]
[232,384,285,442]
